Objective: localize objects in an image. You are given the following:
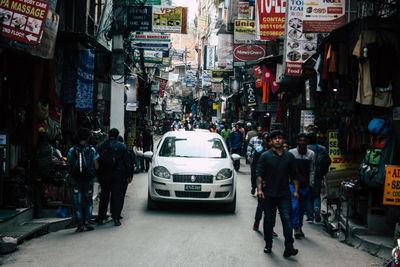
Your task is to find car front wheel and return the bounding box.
[225,193,236,214]
[147,191,159,211]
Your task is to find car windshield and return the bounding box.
[159,136,227,158]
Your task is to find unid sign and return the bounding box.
[383,165,400,206]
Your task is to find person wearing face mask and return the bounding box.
[247,126,264,195]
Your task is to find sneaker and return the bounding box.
[264,246,272,254]
[294,227,302,239]
[299,228,305,238]
[283,247,298,258]
[85,222,95,231]
[252,220,260,231]
[251,188,256,195]
[272,231,278,237]
[114,219,121,226]
[314,209,321,223]
[75,226,84,232]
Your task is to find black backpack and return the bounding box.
[99,141,119,171]
[69,145,96,180]
[315,145,331,177]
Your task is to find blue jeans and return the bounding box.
[263,194,294,248]
[290,184,310,228]
[72,182,93,227]
[306,187,321,219]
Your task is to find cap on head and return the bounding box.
[269,130,284,139]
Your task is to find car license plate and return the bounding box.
[185,184,201,191]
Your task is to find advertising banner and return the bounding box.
[134,49,163,63]
[328,130,362,171]
[233,44,266,66]
[238,2,250,19]
[0,0,50,44]
[383,165,400,206]
[156,77,167,96]
[211,83,223,93]
[131,33,170,49]
[255,0,286,40]
[202,70,211,88]
[205,45,216,70]
[303,0,345,33]
[244,82,257,107]
[152,6,187,34]
[127,6,152,32]
[210,70,234,81]
[283,0,317,76]
[217,33,233,69]
[300,110,314,133]
[198,15,208,34]
[234,20,256,44]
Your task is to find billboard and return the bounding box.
[256,0,286,40]
[233,44,266,66]
[234,20,256,44]
[127,6,153,32]
[0,0,50,44]
[303,0,345,33]
[152,6,187,34]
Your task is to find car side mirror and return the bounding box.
[144,151,154,159]
[231,153,241,161]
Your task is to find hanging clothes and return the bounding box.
[75,49,95,111]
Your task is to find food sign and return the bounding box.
[283,0,317,76]
[303,0,345,33]
[256,0,286,40]
[383,166,400,206]
[0,0,50,44]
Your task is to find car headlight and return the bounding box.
[216,168,233,180]
[153,166,171,179]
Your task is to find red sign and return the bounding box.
[0,0,50,44]
[302,0,345,33]
[285,62,302,76]
[233,44,266,62]
[156,77,167,97]
[256,0,286,40]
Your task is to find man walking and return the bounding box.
[142,125,154,172]
[229,124,243,170]
[247,126,264,195]
[256,130,299,257]
[289,133,316,239]
[67,128,99,232]
[97,128,133,226]
[220,123,231,148]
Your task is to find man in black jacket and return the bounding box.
[256,130,299,258]
[97,128,133,226]
[142,125,154,172]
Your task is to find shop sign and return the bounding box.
[283,0,317,76]
[152,6,187,34]
[244,82,257,107]
[234,20,256,44]
[210,70,234,81]
[217,33,233,69]
[127,6,152,32]
[238,2,250,19]
[300,110,314,133]
[328,130,362,171]
[0,0,50,44]
[172,49,184,61]
[233,44,266,64]
[198,15,208,34]
[126,0,170,5]
[255,0,286,40]
[202,70,211,88]
[130,33,171,50]
[212,103,220,110]
[303,0,345,33]
[26,9,58,59]
[205,45,216,70]
[151,80,160,94]
[96,0,112,51]
[383,166,400,206]
[211,83,223,93]
[133,49,163,63]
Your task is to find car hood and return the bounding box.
[154,156,232,175]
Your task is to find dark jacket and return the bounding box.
[229,130,243,150]
[98,138,133,179]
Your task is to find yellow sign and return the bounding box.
[213,103,220,110]
[328,130,361,170]
[383,165,400,205]
[234,20,256,34]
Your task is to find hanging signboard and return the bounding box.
[234,20,256,44]
[244,82,257,107]
[238,2,250,19]
[202,70,211,88]
[210,70,234,80]
[255,0,286,40]
[205,45,216,70]
[134,49,163,63]
[152,6,187,34]
[233,44,266,67]
[0,0,50,44]
[300,110,314,133]
[151,80,160,94]
[217,33,233,69]
[211,83,223,93]
[283,0,317,76]
[303,0,346,33]
[383,165,400,206]
[127,6,153,32]
[198,15,208,34]
[328,130,362,171]
[172,49,184,61]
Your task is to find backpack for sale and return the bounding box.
[99,140,119,171]
[69,145,96,180]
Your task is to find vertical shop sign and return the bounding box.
[234,20,256,44]
[300,110,314,133]
[205,45,216,70]
[383,166,400,206]
[238,2,250,19]
[283,0,317,76]
[244,82,257,107]
[0,0,50,44]
[328,130,361,170]
[303,0,345,33]
[255,0,286,40]
[127,6,153,32]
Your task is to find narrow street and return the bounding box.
[2,161,383,267]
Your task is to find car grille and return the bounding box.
[155,189,170,197]
[215,192,230,198]
[175,191,210,198]
[173,174,213,184]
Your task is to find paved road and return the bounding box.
[2,161,384,267]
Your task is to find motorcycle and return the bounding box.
[388,238,400,267]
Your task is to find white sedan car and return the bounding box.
[144,131,240,213]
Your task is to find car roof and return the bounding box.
[163,131,221,139]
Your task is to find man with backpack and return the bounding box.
[307,132,331,223]
[67,128,99,232]
[97,128,133,226]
